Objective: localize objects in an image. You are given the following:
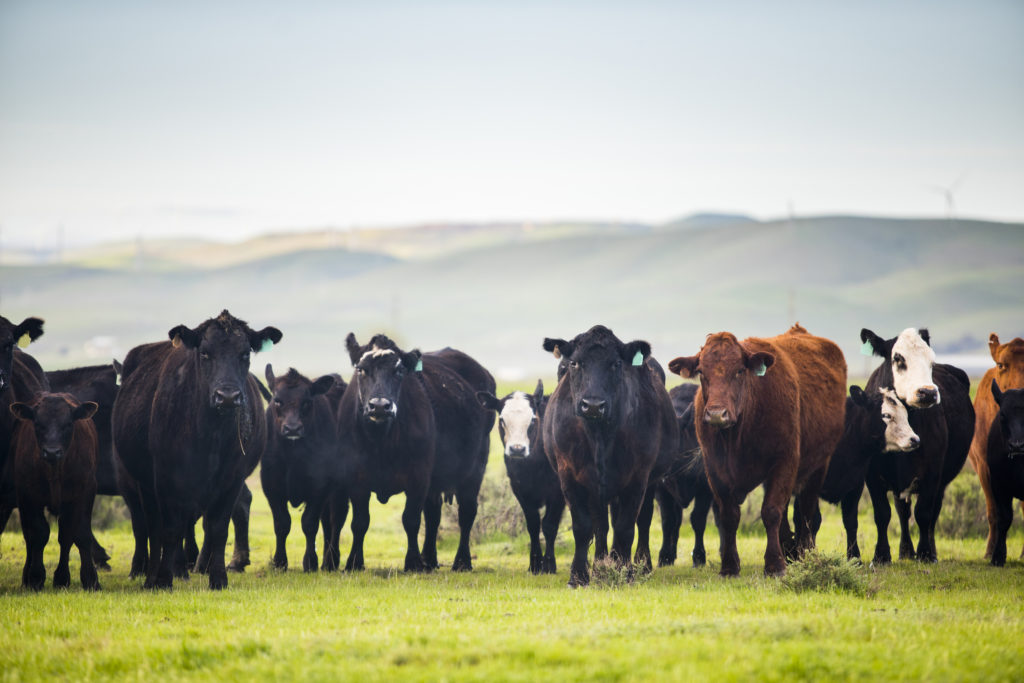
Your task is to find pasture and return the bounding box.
[2,426,1023,681]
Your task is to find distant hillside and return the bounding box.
[2,216,1021,381]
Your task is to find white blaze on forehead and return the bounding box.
[500,392,535,456]
[891,328,939,407]
[359,346,396,362]
[880,388,919,453]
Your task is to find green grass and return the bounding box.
[2,457,1023,682]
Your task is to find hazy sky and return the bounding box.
[1,0,1022,247]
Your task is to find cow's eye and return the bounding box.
[199,351,210,361]
[273,398,282,406]
[997,363,1007,371]
[356,368,366,376]
[241,352,250,362]
[736,368,746,378]
[569,361,580,370]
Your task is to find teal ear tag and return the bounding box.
[860,340,874,356]
[631,351,644,367]
[755,363,767,377]
[259,338,274,353]
[415,359,423,372]
[17,333,30,349]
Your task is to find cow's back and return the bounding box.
[934,364,973,485]
[420,357,489,492]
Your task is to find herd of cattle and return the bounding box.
[1,311,1022,590]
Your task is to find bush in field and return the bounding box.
[441,473,525,543]
[590,557,652,589]
[3,495,129,535]
[937,470,989,539]
[781,551,870,596]
[738,487,765,535]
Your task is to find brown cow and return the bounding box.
[669,325,846,576]
[10,392,100,590]
[968,334,1024,558]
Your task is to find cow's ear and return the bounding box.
[169,324,200,349]
[345,333,362,366]
[543,337,573,360]
[9,402,34,421]
[249,326,283,353]
[679,403,695,429]
[533,379,544,405]
[402,349,422,373]
[14,317,45,345]
[849,385,869,408]
[668,356,699,378]
[746,352,774,376]
[918,328,931,346]
[311,375,336,397]
[265,363,276,387]
[989,333,1001,363]
[992,379,1004,406]
[477,391,501,412]
[621,340,651,366]
[256,380,273,403]
[860,328,891,359]
[73,401,99,421]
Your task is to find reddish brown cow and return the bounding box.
[968,334,1024,558]
[11,392,100,590]
[669,325,846,576]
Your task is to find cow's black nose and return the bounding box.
[910,436,920,448]
[214,388,242,407]
[508,444,527,457]
[1010,440,1024,453]
[705,408,733,429]
[916,387,939,405]
[579,398,606,419]
[41,447,63,462]
[282,423,304,438]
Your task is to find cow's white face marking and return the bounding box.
[880,388,919,452]
[891,328,939,408]
[500,392,535,457]
[359,346,395,362]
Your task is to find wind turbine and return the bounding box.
[928,173,966,222]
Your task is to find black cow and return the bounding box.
[649,383,715,568]
[263,364,348,572]
[861,327,975,563]
[987,382,1024,566]
[111,310,279,589]
[478,379,565,574]
[338,334,493,572]
[542,325,678,587]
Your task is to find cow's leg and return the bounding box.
[402,489,428,573]
[866,478,893,565]
[656,488,680,567]
[53,507,74,589]
[19,503,49,591]
[795,468,828,555]
[716,491,742,577]
[840,483,863,560]
[452,481,481,572]
[522,499,543,574]
[541,494,564,574]
[89,527,112,572]
[321,491,347,571]
[990,487,1013,567]
[894,495,916,561]
[632,486,654,572]
[594,505,609,561]
[914,480,943,563]
[122,483,150,578]
[691,489,713,568]
[140,488,169,590]
[75,495,100,590]
[227,483,252,572]
[201,483,242,590]
[563,480,595,588]
[612,479,647,578]
[300,496,323,573]
[761,467,795,577]
[421,493,442,570]
[267,486,291,570]
[973,455,998,559]
[345,490,370,571]
[185,519,201,574]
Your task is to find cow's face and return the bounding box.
[993,382,1024,457]
[544,325,649,423]
[862,327,939,408]
[10,394,97,464]
[990,334,1024,392]
[266,365,335,441]
[0,316,44,395]
[668,332,774,431]
[851,385,918,453]
[346,333,420,429]
[479,380,544,458]
[169,310,281,412]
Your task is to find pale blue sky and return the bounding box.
[1,0,1022,246]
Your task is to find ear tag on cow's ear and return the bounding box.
[259,338,274,353]
[755,362,767,377]
[17,333,30,349]
[860,340,874,356]
[631,350,644,366]
[415,359,423,372]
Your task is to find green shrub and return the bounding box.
[937,471,989,539]
[441,471,525,543]
[590,557,652,589]
[781,550,870,596]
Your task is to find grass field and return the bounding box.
[2,449,1023,682]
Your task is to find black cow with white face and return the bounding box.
[112,310,279,589]
[987,382,1024,566]
[338,333,492,573]
[542,325,677,587]
[263,365,348,572]
[478,380,565,574]
[860,327,974,564]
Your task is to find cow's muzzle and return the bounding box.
[364,397,395,423]
[281,422,304,440]
[577,398,607,420]
[213,387,243,410]
[41,446,63,463]
[704,407,735,430]
[911,386,940,408]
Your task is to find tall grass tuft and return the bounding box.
[590,557,652,589]
[441,472,525,543]
[937,471,990,539]
[781,551,870,596]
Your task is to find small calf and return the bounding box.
[10,392,100,591]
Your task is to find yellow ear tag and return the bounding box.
[631,351,644,366]
[17,333,30,348]
[755,363,767,377]
[259,338,274,353]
